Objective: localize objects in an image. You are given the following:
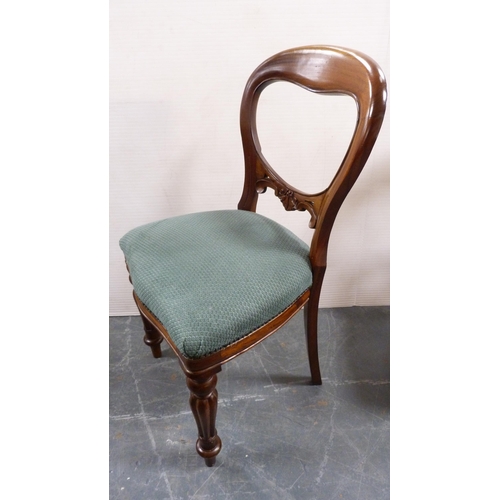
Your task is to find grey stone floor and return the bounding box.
[109,306,389,500]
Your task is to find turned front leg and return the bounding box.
[139,310,163,358]
[132,292,163,358]
[186,371,222,467]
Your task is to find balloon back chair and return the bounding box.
[119,45,387,466]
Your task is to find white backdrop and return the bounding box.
[109,0,390,315]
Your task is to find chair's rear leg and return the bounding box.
[186,370,222,467]
[304,300,322,385]
[304,267,326,385]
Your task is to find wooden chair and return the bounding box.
[119,45,387,466]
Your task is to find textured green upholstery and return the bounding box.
[119,210,312,359]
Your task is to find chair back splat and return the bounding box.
[119,45,387,467]
[239,46,387,268]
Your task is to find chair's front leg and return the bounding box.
[186,369,222,466]
[139,309,163,358]
[132,292,163,358]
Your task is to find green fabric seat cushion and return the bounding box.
[119,210,312,359]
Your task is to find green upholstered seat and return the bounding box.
[119,210,312,359]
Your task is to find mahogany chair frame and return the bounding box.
[126,45,387,466]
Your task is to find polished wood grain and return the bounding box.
[125,46,387,466]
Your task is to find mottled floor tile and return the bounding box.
[110,307,389,499]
